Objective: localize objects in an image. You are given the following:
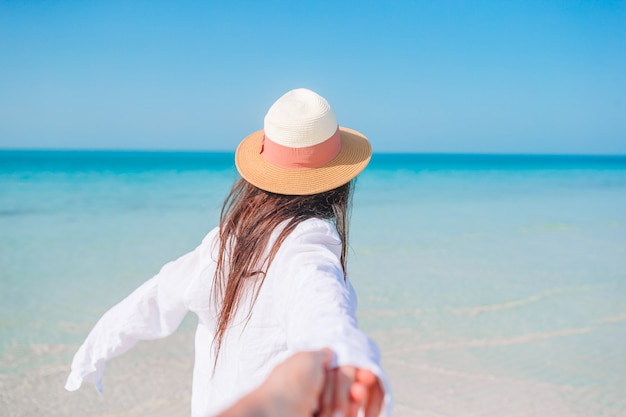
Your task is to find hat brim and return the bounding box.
[235,127,372,196]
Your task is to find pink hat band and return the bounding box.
[261,128,341,170]
[258,88,343,171]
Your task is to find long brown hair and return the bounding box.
[212,178,353,359]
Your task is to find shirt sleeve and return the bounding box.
[64,231,215,393]
[272,220,393,417]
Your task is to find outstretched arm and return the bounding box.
[272,221,392,417]
[65,232,214,393]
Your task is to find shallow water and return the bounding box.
[1,151,625,416]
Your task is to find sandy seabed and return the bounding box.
[2,328,623,417]
[1,332,194,417]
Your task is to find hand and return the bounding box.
[262,349,334,417]
[351,369,384,417]
[318,366,384,417]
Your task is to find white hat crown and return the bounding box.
[263,88,338,148]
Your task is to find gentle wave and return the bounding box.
[386,327,592,354]
[595,312,626,324]
[450,287,589,316]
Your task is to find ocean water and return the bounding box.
[1,151,625,417]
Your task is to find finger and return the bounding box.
[348,382,368,417]
[307,350,334,405]
[347,399,361,417]
[364,379,384,417]
[318,348,334,368]
[334,366,356,417]
[319,367,336,417]
[309,349,334,388]
[354,369,380,417]
[349,381,368,404]
[355,369,378,387]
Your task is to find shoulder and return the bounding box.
[198,226,220,260]
[202,226,220,244]
[286,218,341,244]
[274,218,342,262]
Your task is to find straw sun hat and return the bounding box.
[235,88,372,196]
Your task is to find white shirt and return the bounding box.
[65,218,392,417]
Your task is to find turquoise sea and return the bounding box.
[1,151,626,417]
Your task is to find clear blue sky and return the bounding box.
[1,0,625,153]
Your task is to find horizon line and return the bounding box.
[1,148,626,158]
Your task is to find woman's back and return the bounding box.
[187,218,369,416]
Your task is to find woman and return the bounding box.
[65,88,391,417]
